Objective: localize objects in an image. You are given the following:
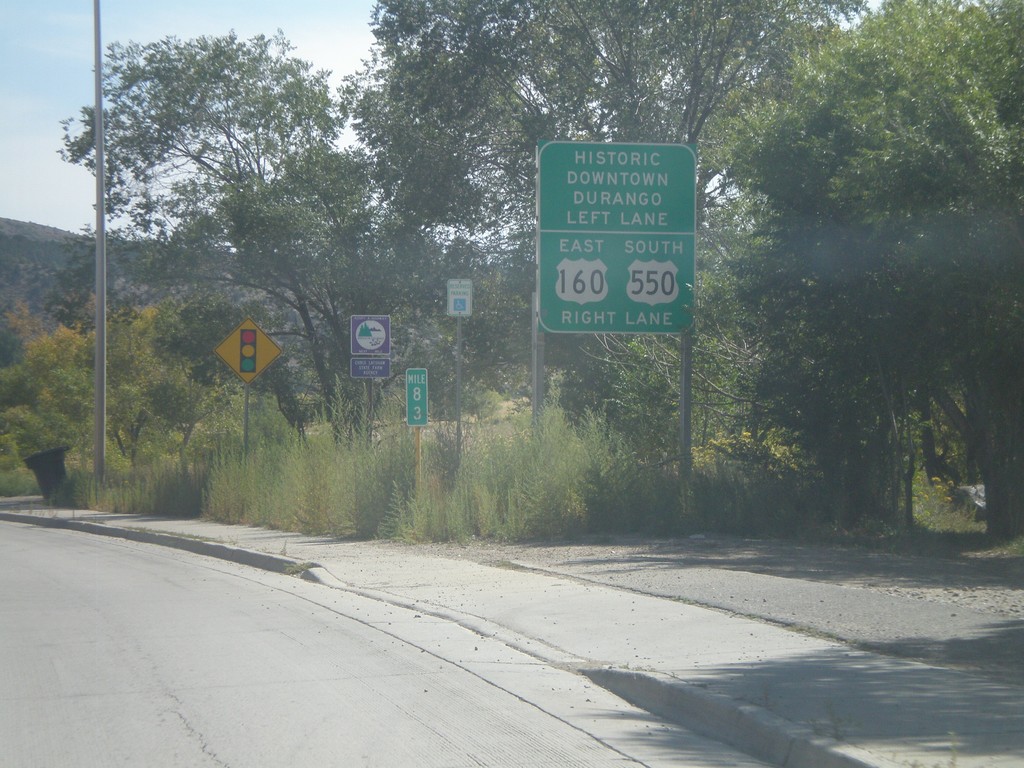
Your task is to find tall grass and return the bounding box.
[91,461,205,517]
[204,427,414,537]
[200,404,680,542]
[389,407,680,541]
[25,404,1022,551]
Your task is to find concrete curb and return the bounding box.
[2,509,900,768]
[0,511,306,575]
[301,565,587,668]
[303,564,895,768]
[582,669,902,768]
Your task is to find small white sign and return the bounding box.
[447,279,473,317]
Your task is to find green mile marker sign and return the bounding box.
[406,368,428,427]
[536,141,696,334]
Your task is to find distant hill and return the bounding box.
[0,217,89,317]
[0,217,80,245]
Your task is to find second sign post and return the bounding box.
[406,368,428,489]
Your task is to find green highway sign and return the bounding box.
[537,141,696,334]
[406,368,428,426]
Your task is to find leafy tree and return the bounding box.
[106,306,235,465]
[0,324,93,459]
[354,0,861,224]
[0,321,21,369]
[348,0,862,445]
[730,0,1024,536]
[0,301,245,471]
[43,234,148,332]
[61,33,433,420]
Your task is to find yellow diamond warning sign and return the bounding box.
[214,318,282,383]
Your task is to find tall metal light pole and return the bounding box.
[93,0,107,485]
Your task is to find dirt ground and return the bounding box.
[403,534,1024,619]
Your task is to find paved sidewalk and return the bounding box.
[3,501,1022,768]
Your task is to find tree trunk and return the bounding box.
[967,381,1024,540]
[979,448,1024,540]
[295,297,337,410]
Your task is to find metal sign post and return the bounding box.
[531,287,545,423]
[406,368,428,492]
[447,280,472,460]
[414,426,422,493]
[243,383,250,456]
[350,315,392,438]
[456,316,463,457]
[93,0,106,486]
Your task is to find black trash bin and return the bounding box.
[23,446,69,501]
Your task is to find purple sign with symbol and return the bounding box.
[350,315,391,356]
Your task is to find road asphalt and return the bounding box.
[2,499,1022,768]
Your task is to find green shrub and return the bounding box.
[459,406,588,539]
[689,433,826,537]
[0,468,38,497]
[47,467,95,509]
[913,476,985,534]
[205,441,292,528]
[355,430,415,537]
[577,414,680,534]
[464,387,504,422]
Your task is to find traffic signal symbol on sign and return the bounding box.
[239,329,257,373]
[215,318,282,383]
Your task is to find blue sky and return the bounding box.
[1,1,376,233]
